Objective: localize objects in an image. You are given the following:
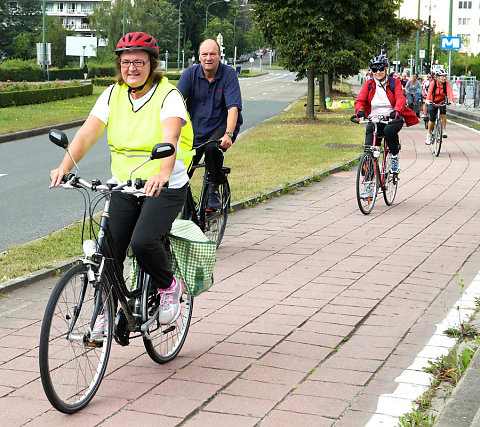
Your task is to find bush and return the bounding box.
[0,60,42,82]
[0,84,93,107]
[92,77,116,86]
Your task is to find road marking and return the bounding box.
[0,174,6,178]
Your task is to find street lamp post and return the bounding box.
[123,0,126,35]
[205,0,230,31]
[415,0,420,74]
[177,0,186,71]
[42,0,46,80]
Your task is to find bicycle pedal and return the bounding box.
[86,341,103,348]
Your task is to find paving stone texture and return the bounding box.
[2,106,480,425]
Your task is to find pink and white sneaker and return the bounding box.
[158,276,184,324]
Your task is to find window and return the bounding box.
[45,2,53,11]
[460,1,472,7]
[478,34,480,42]
[82,2,91,12]
[58,2,64,11]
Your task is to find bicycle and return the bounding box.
[429,100,448,157]
[39,129,193,413]
[351,115,402,215]
[181,139,231,247]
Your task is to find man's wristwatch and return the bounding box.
[226,132,234,138]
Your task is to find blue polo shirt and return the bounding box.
[176,62,243,147]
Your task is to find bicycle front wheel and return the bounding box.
[356,152,378,215]
[142,275,193,364]
[433,120,443,157]
[383,151,398,206]
[39,264,114,413]
[202,180,230,247]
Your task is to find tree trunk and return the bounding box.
[324,73,331,98]
[318,74,326,110]
[306,67,315,119]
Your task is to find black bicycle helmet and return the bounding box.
[369,55,389,70]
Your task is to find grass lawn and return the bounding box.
[0,84,364,283]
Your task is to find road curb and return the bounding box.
[0,120,86,144]
[0,154,360,294]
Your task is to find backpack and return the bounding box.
[431,80,447,102]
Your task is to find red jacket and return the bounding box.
[426,79,454,104]
[355,77,419,127]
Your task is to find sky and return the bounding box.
[399,0,450,35]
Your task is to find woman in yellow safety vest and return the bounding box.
[50,32,193,328]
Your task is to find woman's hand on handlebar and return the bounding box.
[144,172,169,197]
[50,167,69,188]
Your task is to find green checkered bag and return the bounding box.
[167,219,216,296]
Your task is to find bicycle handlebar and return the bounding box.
[350,115,403,125]
[429,101,449,107]
[194,139,222,149]
[60,175,168,194]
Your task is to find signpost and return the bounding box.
[440,37,461,50]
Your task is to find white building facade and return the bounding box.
[400,0,480,55]
[45,0,104,36]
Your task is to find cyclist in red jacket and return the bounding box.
[425,68,455,144]
[355,55,419,174]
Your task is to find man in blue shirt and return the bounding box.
[177,39,242,209]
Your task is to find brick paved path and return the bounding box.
[1,121,480,426]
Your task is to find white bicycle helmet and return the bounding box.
[436,68,447,76]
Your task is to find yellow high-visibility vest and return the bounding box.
[107,78,194,182]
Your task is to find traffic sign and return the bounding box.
[441,37,461,50]
[419,50,425,59]
[392,60,400,64]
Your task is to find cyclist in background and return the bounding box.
[425,68,455,145]
[50,32,193,333]
[404,73,421,113]
[354,55,419,177]
[177,39,242,210]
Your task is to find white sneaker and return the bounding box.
[443,130,447,138]
[90,314,105,343]
[360,184,374,199]
[158,276,184,324]
[425,134,432,145]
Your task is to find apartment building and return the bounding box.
[45,0,103,36]
[400,0,480,55]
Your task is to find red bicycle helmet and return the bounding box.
[115,32,159,59]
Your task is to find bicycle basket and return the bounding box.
[167,219,217,296]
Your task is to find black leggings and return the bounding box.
[107,185,187,289]
[365,120,403,156]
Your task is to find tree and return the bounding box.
[0,0,42,58]
[89,0,177,60]
[254,0,415,118]
[41,17,75,68]
[12,31,36,60]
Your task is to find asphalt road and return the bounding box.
[0,70,307,252]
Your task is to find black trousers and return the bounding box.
[191,128,236,184]
[107,185,187,289]
[365,120,403,156]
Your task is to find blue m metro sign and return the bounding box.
[441,37,461,50]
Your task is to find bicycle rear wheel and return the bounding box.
[142,274,193,364]
[433,119,443,157]
[382,151,398,205]
[356,152,378,215]
[39,264,114,413]
[202,179,230,247]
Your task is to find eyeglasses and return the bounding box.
[120,60,149,69]
[371,66,386,73]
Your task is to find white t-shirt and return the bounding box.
[90,84,189,189]
[370,78,393,122]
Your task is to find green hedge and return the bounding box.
[0,60,42,82]
[92,73,181,87]
[0,84,93,107]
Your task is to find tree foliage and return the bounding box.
[0,0,42,58]
[254,0,415,79]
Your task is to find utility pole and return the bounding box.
[448,0,453,77]
[415,0,421,74]
[426,0,432,74]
